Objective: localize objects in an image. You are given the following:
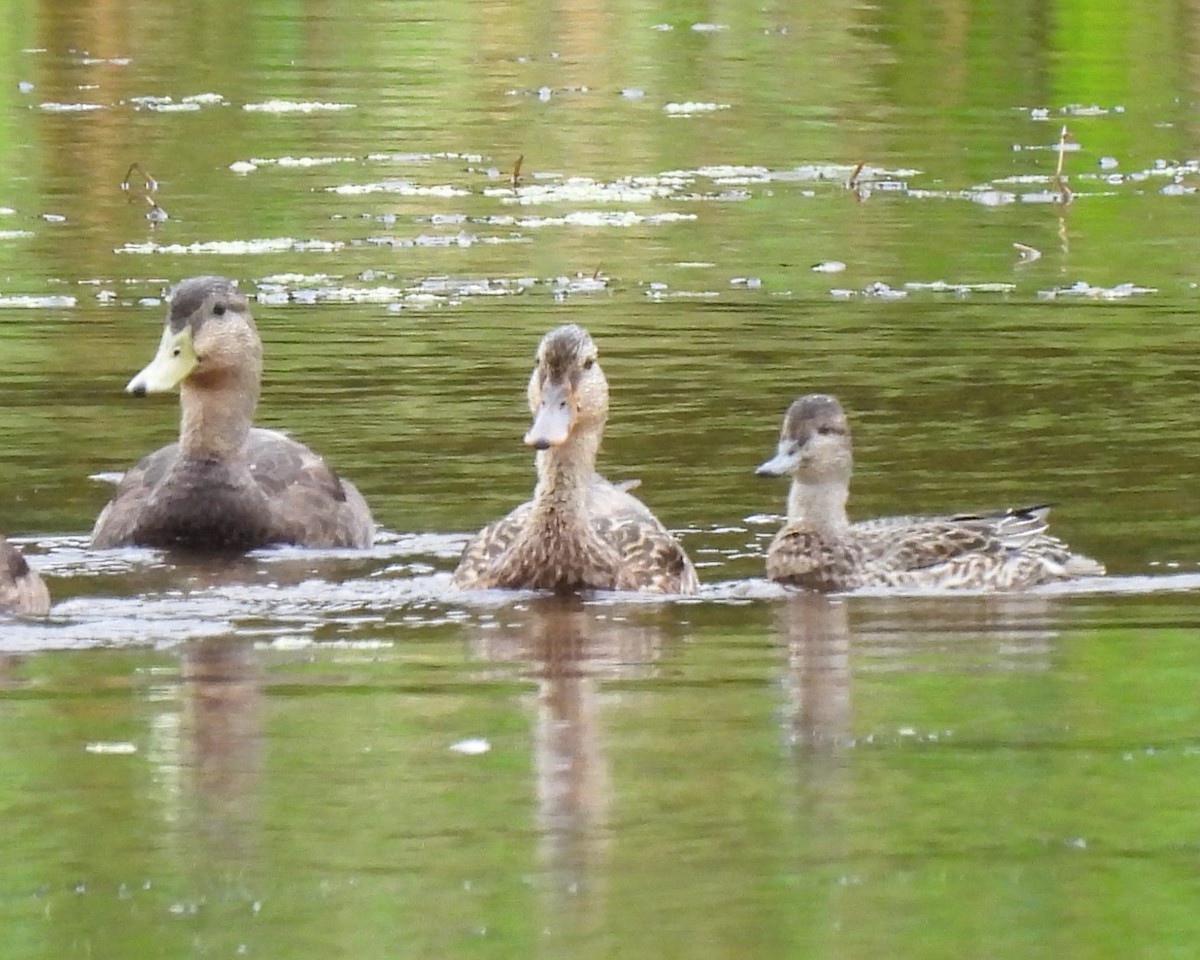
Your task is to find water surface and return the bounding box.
[3,2,1200,958]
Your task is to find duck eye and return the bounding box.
[212,302,226,317]
[583,357,595,370]
[817,425,838,436]
[172,347,181,357]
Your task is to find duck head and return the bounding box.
[524,324,608,449]
[127,276,262,396]
[756,393,853,483]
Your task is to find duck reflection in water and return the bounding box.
[777,593,852,755]
[152,636,263,865]
[469,596,670,935]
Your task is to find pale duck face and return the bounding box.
[523,324,608,449]
[755,393,852,482]
[126,276,261,396]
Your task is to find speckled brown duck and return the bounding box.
[91,276,374,553]
[0,534,50,616]
[453,324,698,594]
[756,394,1105,591]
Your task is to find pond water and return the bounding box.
[3,1,1200,957]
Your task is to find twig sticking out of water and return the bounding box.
[511,155,524,189]
[121,162,168,223]
[847,161,865,190]
[1053,126,1074,202]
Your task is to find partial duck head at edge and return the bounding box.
[524,324,608,450]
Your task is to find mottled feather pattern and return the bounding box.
[455,477,695,594]
[758,394,1104,592]
[766,506,1104,592]
[453,324,697,595]
[0,536,50,616]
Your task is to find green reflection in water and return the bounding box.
[2,0,1200,958]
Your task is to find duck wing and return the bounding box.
[244,428,374,548]
[861,505,1101,589]
[588,477,698,594]
[90,443,180,547]
[451,500,535,589]
[770,505,1101,591]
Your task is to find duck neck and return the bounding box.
[787,477,851,536]
[177,370,258,461]
[529,429,600,525]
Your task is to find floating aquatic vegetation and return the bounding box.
[486,176,676,204]
[288,286,409,304]
[529,210,696,228]
[1037,281,1157,300]
[969,189,1018,206]
[242,100,356,113]
[1013,242,1042,264]
[448,738,491,756]
[644,284,721,300]
[0,295,76,308]
[829,282,907,300]
[1061,103,1122,116]
[663,101,731,115]
[548,272,613,300]
[276,155,357,168]
[253,275,548,308]
[326,180,469,197]
[38,102,105,112]
[363,231,484,248]
[903,280,1016,295]
[1026,104,1124,120]
[260,273,340,286]
[128,95,203,113]
[116,238,345,255]
[367,151,486,164]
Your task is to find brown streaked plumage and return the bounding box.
[91,276,373,553]
[453,324,698,595]
[756,394,1105,591]
[0,534,50,616]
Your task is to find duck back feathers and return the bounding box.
[0,536,50,616]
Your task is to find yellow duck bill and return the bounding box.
[126,326,198,396]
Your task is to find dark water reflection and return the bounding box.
[4,0,1200,957]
